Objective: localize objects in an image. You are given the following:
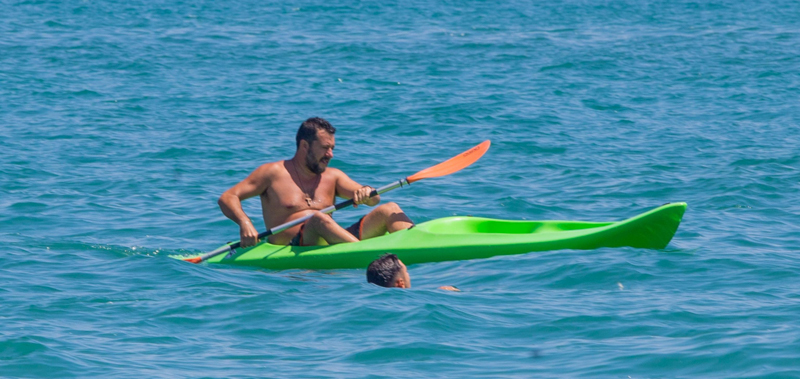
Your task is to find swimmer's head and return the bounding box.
[366,254,410,288]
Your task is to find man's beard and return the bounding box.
[305,150,327,174]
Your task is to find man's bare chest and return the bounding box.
[262,176,336,211]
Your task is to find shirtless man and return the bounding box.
[218,117,414,247]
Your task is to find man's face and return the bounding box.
[396,260,411,288]
[305,130,335,174]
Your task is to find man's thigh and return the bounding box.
[301,215,357,245]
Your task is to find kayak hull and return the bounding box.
[178,203,686,270]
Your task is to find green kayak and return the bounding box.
[177,202,686,270]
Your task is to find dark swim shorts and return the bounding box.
[289,216,365,246]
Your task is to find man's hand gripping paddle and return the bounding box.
[184,140,491,264]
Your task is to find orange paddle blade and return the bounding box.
[406,140,490,183]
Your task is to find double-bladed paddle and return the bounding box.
[185,140,491,264]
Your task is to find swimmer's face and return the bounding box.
[395,260,411,288]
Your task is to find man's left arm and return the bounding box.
[334,169,380,208]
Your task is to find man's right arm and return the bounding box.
[218,163,273,247]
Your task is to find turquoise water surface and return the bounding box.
[2,0,799,377]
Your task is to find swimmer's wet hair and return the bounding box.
[366,253,403,287]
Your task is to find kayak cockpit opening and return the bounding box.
[415,216,613,235]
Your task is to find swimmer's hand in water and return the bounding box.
[439,286,460,292]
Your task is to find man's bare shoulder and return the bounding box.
[249,161,287,181]
[320,167,348,182]
[324,167,345,177]
[256,161,286,173]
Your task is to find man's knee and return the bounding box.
[377,202,403,215]
[308,211,334,227]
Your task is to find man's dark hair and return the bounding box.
[367,254,403,287]
[296,117,336,148]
